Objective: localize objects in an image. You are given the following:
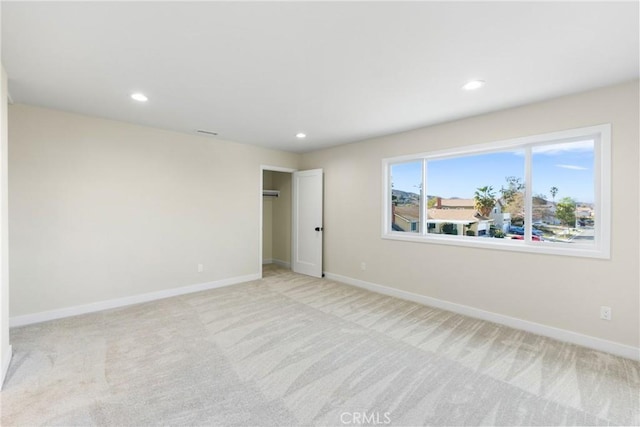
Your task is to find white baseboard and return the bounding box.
[1,344,12,390]
[324,272,640,362]
[10,273,261,328]
[262,259,291,269]
[272,259,291,269]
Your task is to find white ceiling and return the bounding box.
[2,2,638,153]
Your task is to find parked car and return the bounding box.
[509,226,543,236]
[511,235,542,241]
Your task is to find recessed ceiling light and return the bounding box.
[296,133,307,139]
[462,80,485,91]
[131,93,148,102]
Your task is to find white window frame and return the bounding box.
[382,124,611,259]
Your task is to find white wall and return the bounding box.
[9,104,300,318]
[1,65,12,387]
[301,81,640,351]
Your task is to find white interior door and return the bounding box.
[292,169,323,278]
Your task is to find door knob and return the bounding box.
[315,227,323,231]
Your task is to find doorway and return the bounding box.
[261,168,293,275]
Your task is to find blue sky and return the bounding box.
[391,140,595,202]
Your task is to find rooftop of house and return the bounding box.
[394,205,420,222]
[436,198,475,209]
[394,204,491,223]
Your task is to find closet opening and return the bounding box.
[261,167,294,277]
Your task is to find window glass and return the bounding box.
[426,151,524,239]
[390,161,422,233]
[531,140,595,245]
[382,124,609,258]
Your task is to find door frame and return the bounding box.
[259,165,297,278]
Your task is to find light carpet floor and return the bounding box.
[1,265,638,426]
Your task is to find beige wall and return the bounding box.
[9,104,300,317]
[301,80,640,348]
[1,65,11,386]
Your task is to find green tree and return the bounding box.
[502,192,525,225]
[500,177,525,225]
[474,186,496,217]
[556,197,576,227]
[441,222,458,235]
[500,176,525,204]
[550,186,559,203]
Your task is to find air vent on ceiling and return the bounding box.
[196,129,218,136]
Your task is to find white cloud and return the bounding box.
[532,139,594,155]
[556,164,588,170]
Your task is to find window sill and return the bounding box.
[381,232,610,259]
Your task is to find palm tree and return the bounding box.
[474,186,496,217]
[550,186,559,203]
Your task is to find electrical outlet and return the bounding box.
[361,262,367,271]
[197,264,204,273]
[600,306,611,321]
